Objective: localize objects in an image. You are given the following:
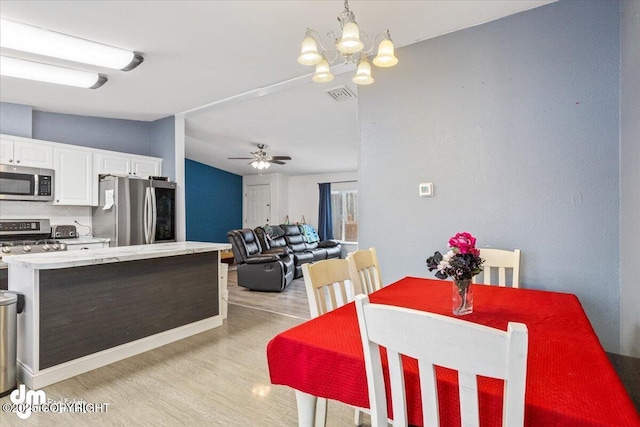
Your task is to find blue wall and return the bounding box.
[358,0,621,351]
[185,159,242,243]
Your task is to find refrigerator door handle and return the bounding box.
[150,187,157,244]
[144,187,151,244]
[124,178,131,246]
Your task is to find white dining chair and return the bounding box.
[347,247,383,295]
[302,258,362,318]
[355,294,528,427]
[473,248,521,288]
[302,259,365,425]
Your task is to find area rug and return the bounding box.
[226,266,311,320]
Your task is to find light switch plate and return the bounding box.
[419,183,433,197]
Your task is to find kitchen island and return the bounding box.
[4,241,231,389]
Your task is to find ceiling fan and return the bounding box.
[227,144,292,169]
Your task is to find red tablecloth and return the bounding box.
[267,277,640,426]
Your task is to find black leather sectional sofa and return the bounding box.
[227,224,341,292]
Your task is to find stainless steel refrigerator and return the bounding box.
[92,175,176,247]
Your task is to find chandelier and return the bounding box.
[297,0,398,85]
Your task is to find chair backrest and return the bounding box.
[347,247,383,295]
[473,248,521,288]
[355,294,528,427]
[226,228,263,262]
[302,259,362,318]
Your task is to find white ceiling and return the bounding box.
[0,1,554,176]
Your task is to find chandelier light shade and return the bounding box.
[313,59,335,83]
[373,36,399,67]
[352,55,374,85]
[0,18,143,71]
[297,32,323,66]
[0,56,107,89]
[297,0,398,85]
[337,21,363,54]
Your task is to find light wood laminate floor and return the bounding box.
[226,267,311,320]
[0,303,366,426]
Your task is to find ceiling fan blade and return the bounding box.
[269,156,292,160]
[227,157,255,160]
[267,159,286,165]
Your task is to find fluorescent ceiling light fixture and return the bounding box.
[1,56,107,89]
[0,18,143,71]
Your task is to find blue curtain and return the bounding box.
[318,183,333,240]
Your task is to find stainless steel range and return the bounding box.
[0,219,68,256]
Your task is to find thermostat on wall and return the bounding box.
[419,183,433,197]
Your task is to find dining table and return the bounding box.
[266,277,640,426]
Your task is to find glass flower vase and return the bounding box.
[453,279,473,315]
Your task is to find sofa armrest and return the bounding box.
[245,254,280,264]
[262,247,292,256]
[318,240,340,248]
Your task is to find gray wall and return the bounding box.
[358,0,622,351]
[620,0,640,357]
[150,116,176,180]
[0,104,176,181]
[0,102,32,138]
[33,111,155,156]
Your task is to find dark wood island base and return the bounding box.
[5,241,230,389]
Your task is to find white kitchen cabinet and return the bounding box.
[0,137,54,168]
[94,152,131,176]
[94,152,161,179]
[131,155,161,178]
[53,146,94,206]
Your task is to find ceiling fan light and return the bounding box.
[337,21,364,54]
[297,35,322,66]
[312,59,334,83]
[373,38,398,68]
[0,56,107,89]
[352,55,374,85]
[251,160,271,170]
[0,18,142,71]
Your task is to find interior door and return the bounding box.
[245,184,271,229]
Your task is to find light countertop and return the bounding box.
[3,241,231,270]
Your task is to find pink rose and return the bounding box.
[448,232,477,254]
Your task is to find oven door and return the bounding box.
[0,165,54,201]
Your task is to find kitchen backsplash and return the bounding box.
[0,201,93,236]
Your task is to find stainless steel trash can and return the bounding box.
[0,291,18,397]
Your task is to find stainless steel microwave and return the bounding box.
[0,165,55,201]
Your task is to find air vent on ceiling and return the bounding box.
[325,85,356,102]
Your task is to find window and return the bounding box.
[331,190,358,242]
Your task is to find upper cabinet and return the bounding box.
[1,134,165,206]
[0,136,54,168]
[131,155,161,178]
[94,152,161,179]
[94,152,131,176]
[53,146,94,206]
